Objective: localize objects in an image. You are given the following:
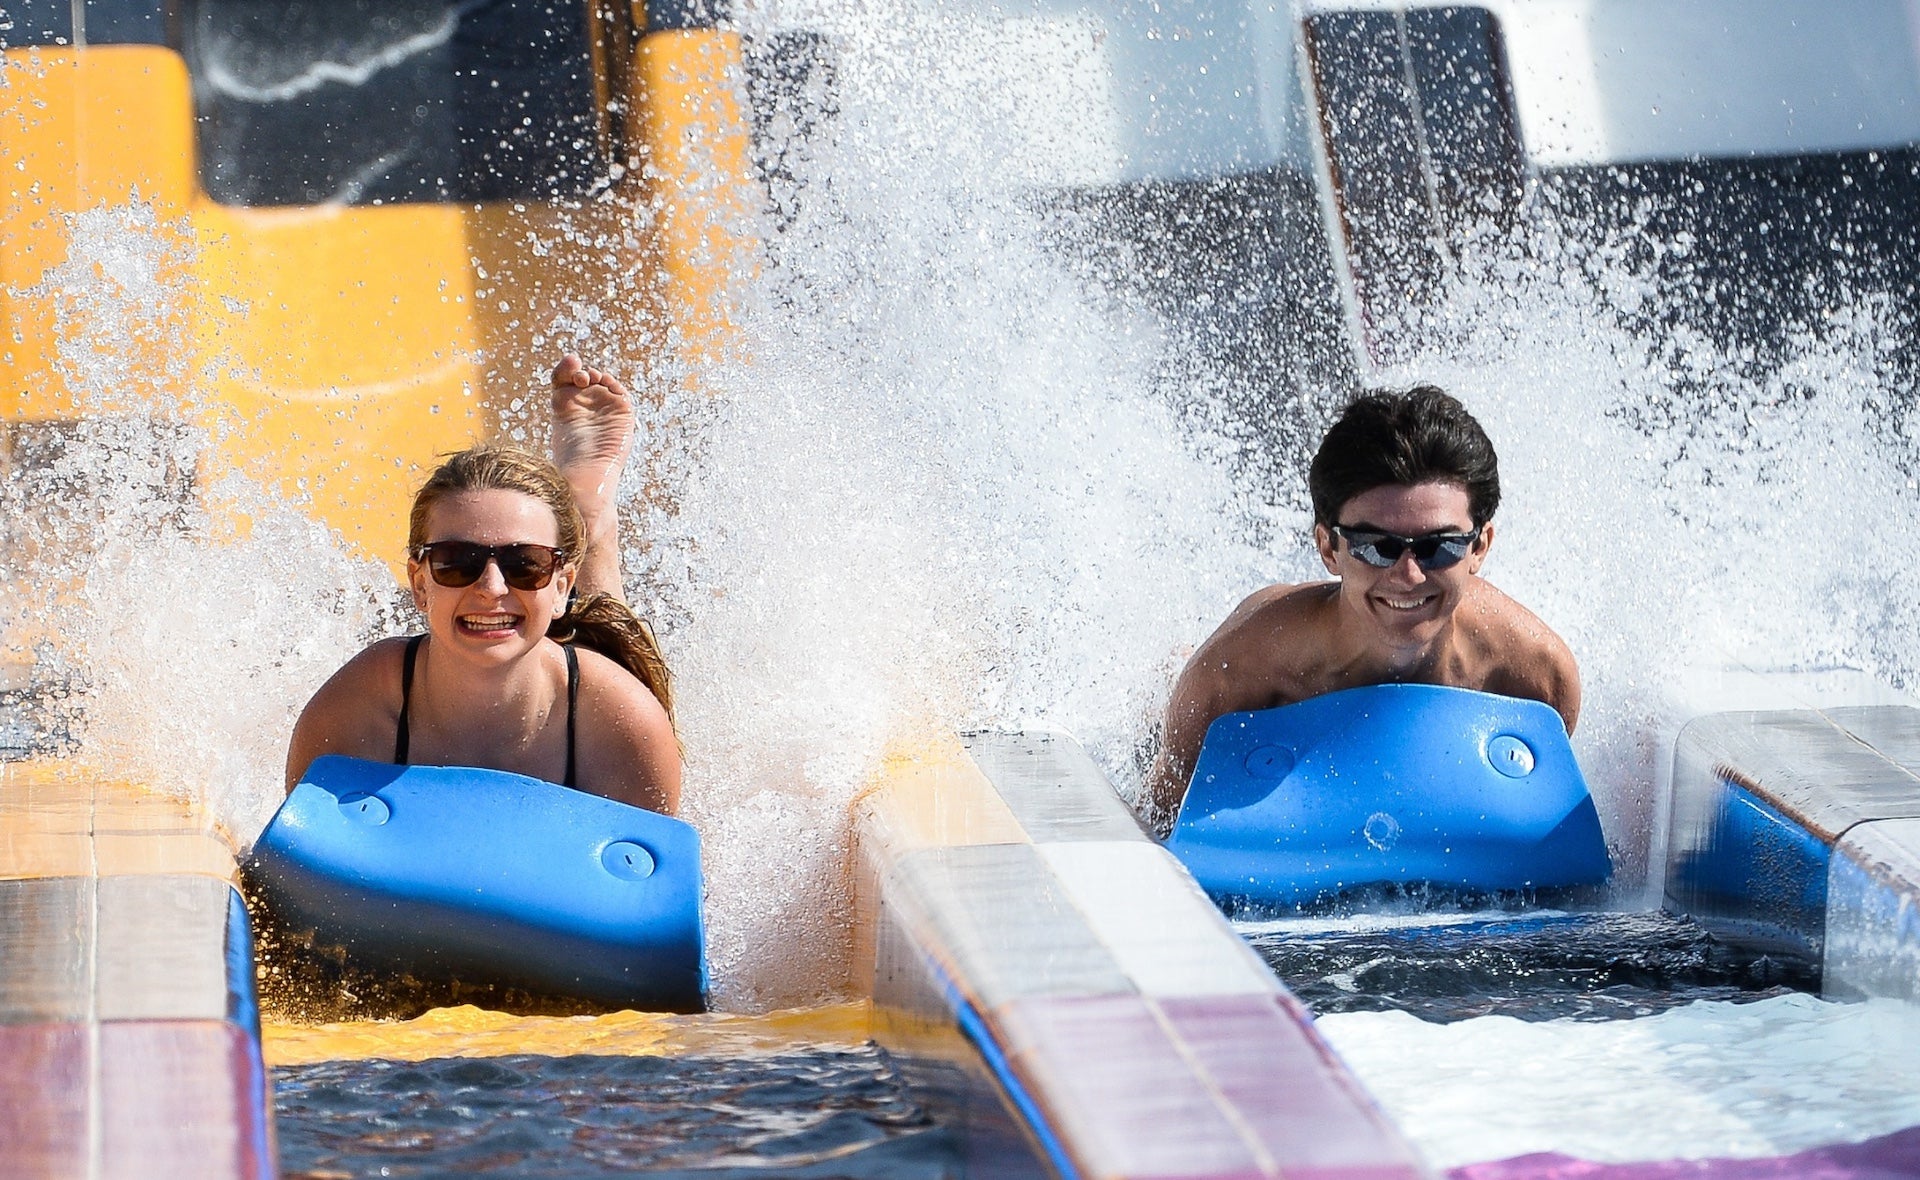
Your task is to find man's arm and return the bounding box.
[1142,586,1299,837]
[1144,653,1233,838]
[1542,636,1581,735]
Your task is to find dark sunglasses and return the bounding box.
[411,541,568,590]
[1330,525,1480,571]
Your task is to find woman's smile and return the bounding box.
[410,488,574,664]
[457,612,524,637]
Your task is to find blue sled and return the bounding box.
[247,755,707,1012]
[1167,685,1611,910]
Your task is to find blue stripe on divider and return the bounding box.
[239,1022,275,1180]
[224,885,261,1040]
[930,960,1081,1180]
[1669,778,1831,957]
[223,886,274,1180]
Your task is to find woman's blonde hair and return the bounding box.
[408,445,675,726]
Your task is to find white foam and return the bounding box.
[1316,993,1920,1167]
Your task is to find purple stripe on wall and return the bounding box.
[0,1022,88,1179]
[1451,1124,1920,1180]
[1158,994,1425,1180]
[99,1021,272,1180]
[993,993,1266,1178]
[0,1021,271,1180]
[987,992,1427,1180]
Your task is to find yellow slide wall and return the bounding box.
[0,30,755,565]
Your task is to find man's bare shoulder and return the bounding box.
[1456,579,1582,728]
[1207,580,1336,651]
[1214,579,1334,631]
[1182,581,1337,709]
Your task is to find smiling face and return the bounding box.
[1313,481,1492,654]
[407,488,577,667]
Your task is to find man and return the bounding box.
[1144,385,1579,836]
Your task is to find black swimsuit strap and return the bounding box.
[564,643,579,789]
[396,634,425,763]
[397,634,574,787]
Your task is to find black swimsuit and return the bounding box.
[395,634,579,788]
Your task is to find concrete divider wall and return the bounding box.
[0,762,272,1180]
[852,729,1430,1180]
[1667,705,1920,1000]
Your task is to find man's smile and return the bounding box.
[1376,592,1439,612]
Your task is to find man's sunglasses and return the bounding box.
[411,541,568,590]
[1330,525,1480,571]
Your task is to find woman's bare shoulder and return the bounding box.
[572,645,682,814]
[285,637,411,789]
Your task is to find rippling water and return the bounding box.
[274,1047,958,1179]
[1243,910,1816,1023]
[276,1059,952,1180]
[267,1004,960,1179]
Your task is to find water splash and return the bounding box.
[11,6,1918,1015]
[1369,204,1919,892]
[0,202,403,839]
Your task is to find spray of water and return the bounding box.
[619,6,1289,1005]
[0,202,406,840]
[1373,206,1919,892]
[8,5,1916,1012]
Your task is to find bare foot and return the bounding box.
[551,354,635,532]
[551,354,635,600]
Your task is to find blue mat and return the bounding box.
[247,755,707,1012]
[1167,684,1611,909]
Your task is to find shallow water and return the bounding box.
[267,1004,960,1179]
[1244,910,1816,1023]
[274,1049,956,1179]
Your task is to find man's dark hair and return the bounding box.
[1308,385,1501,527]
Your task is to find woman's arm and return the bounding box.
[572,646,682,814]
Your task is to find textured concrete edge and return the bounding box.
[1666,707,1920,998]
[0,765,275,1179]
[851,730,1429,1180]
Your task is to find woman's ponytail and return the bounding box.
[549,593,676,731]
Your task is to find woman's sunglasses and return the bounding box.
[411,541,568,590]
[1330,525,1480,571]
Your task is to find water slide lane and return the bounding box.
[852,729,1428,1180]
[0,762,270,1179]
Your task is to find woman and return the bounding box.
[286,357,681,813]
